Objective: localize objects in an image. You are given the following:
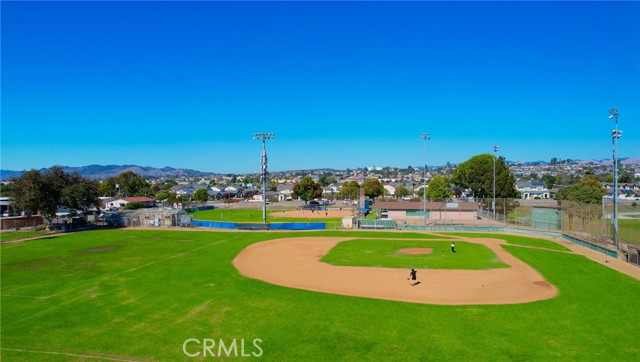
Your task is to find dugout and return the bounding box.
[126,209,191,228]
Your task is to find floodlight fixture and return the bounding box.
[252,133,275,140]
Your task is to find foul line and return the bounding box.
[0,347,156,362]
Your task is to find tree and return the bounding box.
[451,154,517,199]
[193,188,210,203]
[10,169,51,218]
[541,174,556,190]
[555,177,606,204]
[425,175,453,199]
[123,201,145,210]
[243,176,257,185]
[155,192,168,201]
[0,183,11,197]
[268,180,278,192]
[618,172,633,184]
[363,178,384,199]
[99,178,117,197]
[61,173,100,211]
[292,176,323,204]
[151,182,162,193]
[101,171,150,197]
[116,171,150,196]
[10,166,99,224]
[339,181,360,199]
[165,192,177,205]
[395,185,410,198]
[555,177,606,230]
[318,174,336,187]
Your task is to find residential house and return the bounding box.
[106,197,156,209]
[515,182,550,199]
[383,184,396,197]
[322,184,340,199]
[277,184,295,201]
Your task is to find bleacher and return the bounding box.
[357,219,397,230]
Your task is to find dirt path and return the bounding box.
[233,236,558,305]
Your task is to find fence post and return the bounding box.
[503,198,506,223]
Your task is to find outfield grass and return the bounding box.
[190,207,284,222]
[322,239,508,269]
[616,219,640,245]
[446,232,571,251]
[0,230,49,242]
[1,230,638,361]
[190,208,343,227]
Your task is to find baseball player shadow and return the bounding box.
[411,282,422,286]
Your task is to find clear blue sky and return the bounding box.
[2,1,639,174]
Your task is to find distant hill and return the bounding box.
[577,157,640,165]
[0,165,210,180]
[1,158,638,181]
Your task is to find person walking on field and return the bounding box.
[451,242,456,253]
[408,268,418,286]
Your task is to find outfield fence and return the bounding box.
[192,220,326,230]
[474,198,639,263]
[378,197,637,263]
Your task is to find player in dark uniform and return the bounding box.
[408,268,418,286]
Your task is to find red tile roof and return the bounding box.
[123,197,155,203]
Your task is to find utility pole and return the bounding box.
[419,133,430,225]
[252,133,275,224]
[493,145,499,220]
[609,108,622,249]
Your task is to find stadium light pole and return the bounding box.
[609,108,622,250]
[253,133,275,224]
[419,133,430,226]
[493,145,499,220]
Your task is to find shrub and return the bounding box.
[123,201,145,210]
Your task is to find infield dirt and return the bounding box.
[233,236,558,305]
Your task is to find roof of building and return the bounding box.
[122,197,155,203]
[516,182,548,188]
[374,201,477,211]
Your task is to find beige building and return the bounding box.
[374,201,477,225]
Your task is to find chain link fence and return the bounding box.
[476,198,639,258]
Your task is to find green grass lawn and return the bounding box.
[321,238,508,269]
[445,232,571,251]
[190,207,282,222]
[616,219,640,245]
[618,218,640,231]
[1,230,638,361]
[190,208,343,227]
[0,230,49,242]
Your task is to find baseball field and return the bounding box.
[1,229,639,361]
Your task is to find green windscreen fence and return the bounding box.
[406,211,429,218]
